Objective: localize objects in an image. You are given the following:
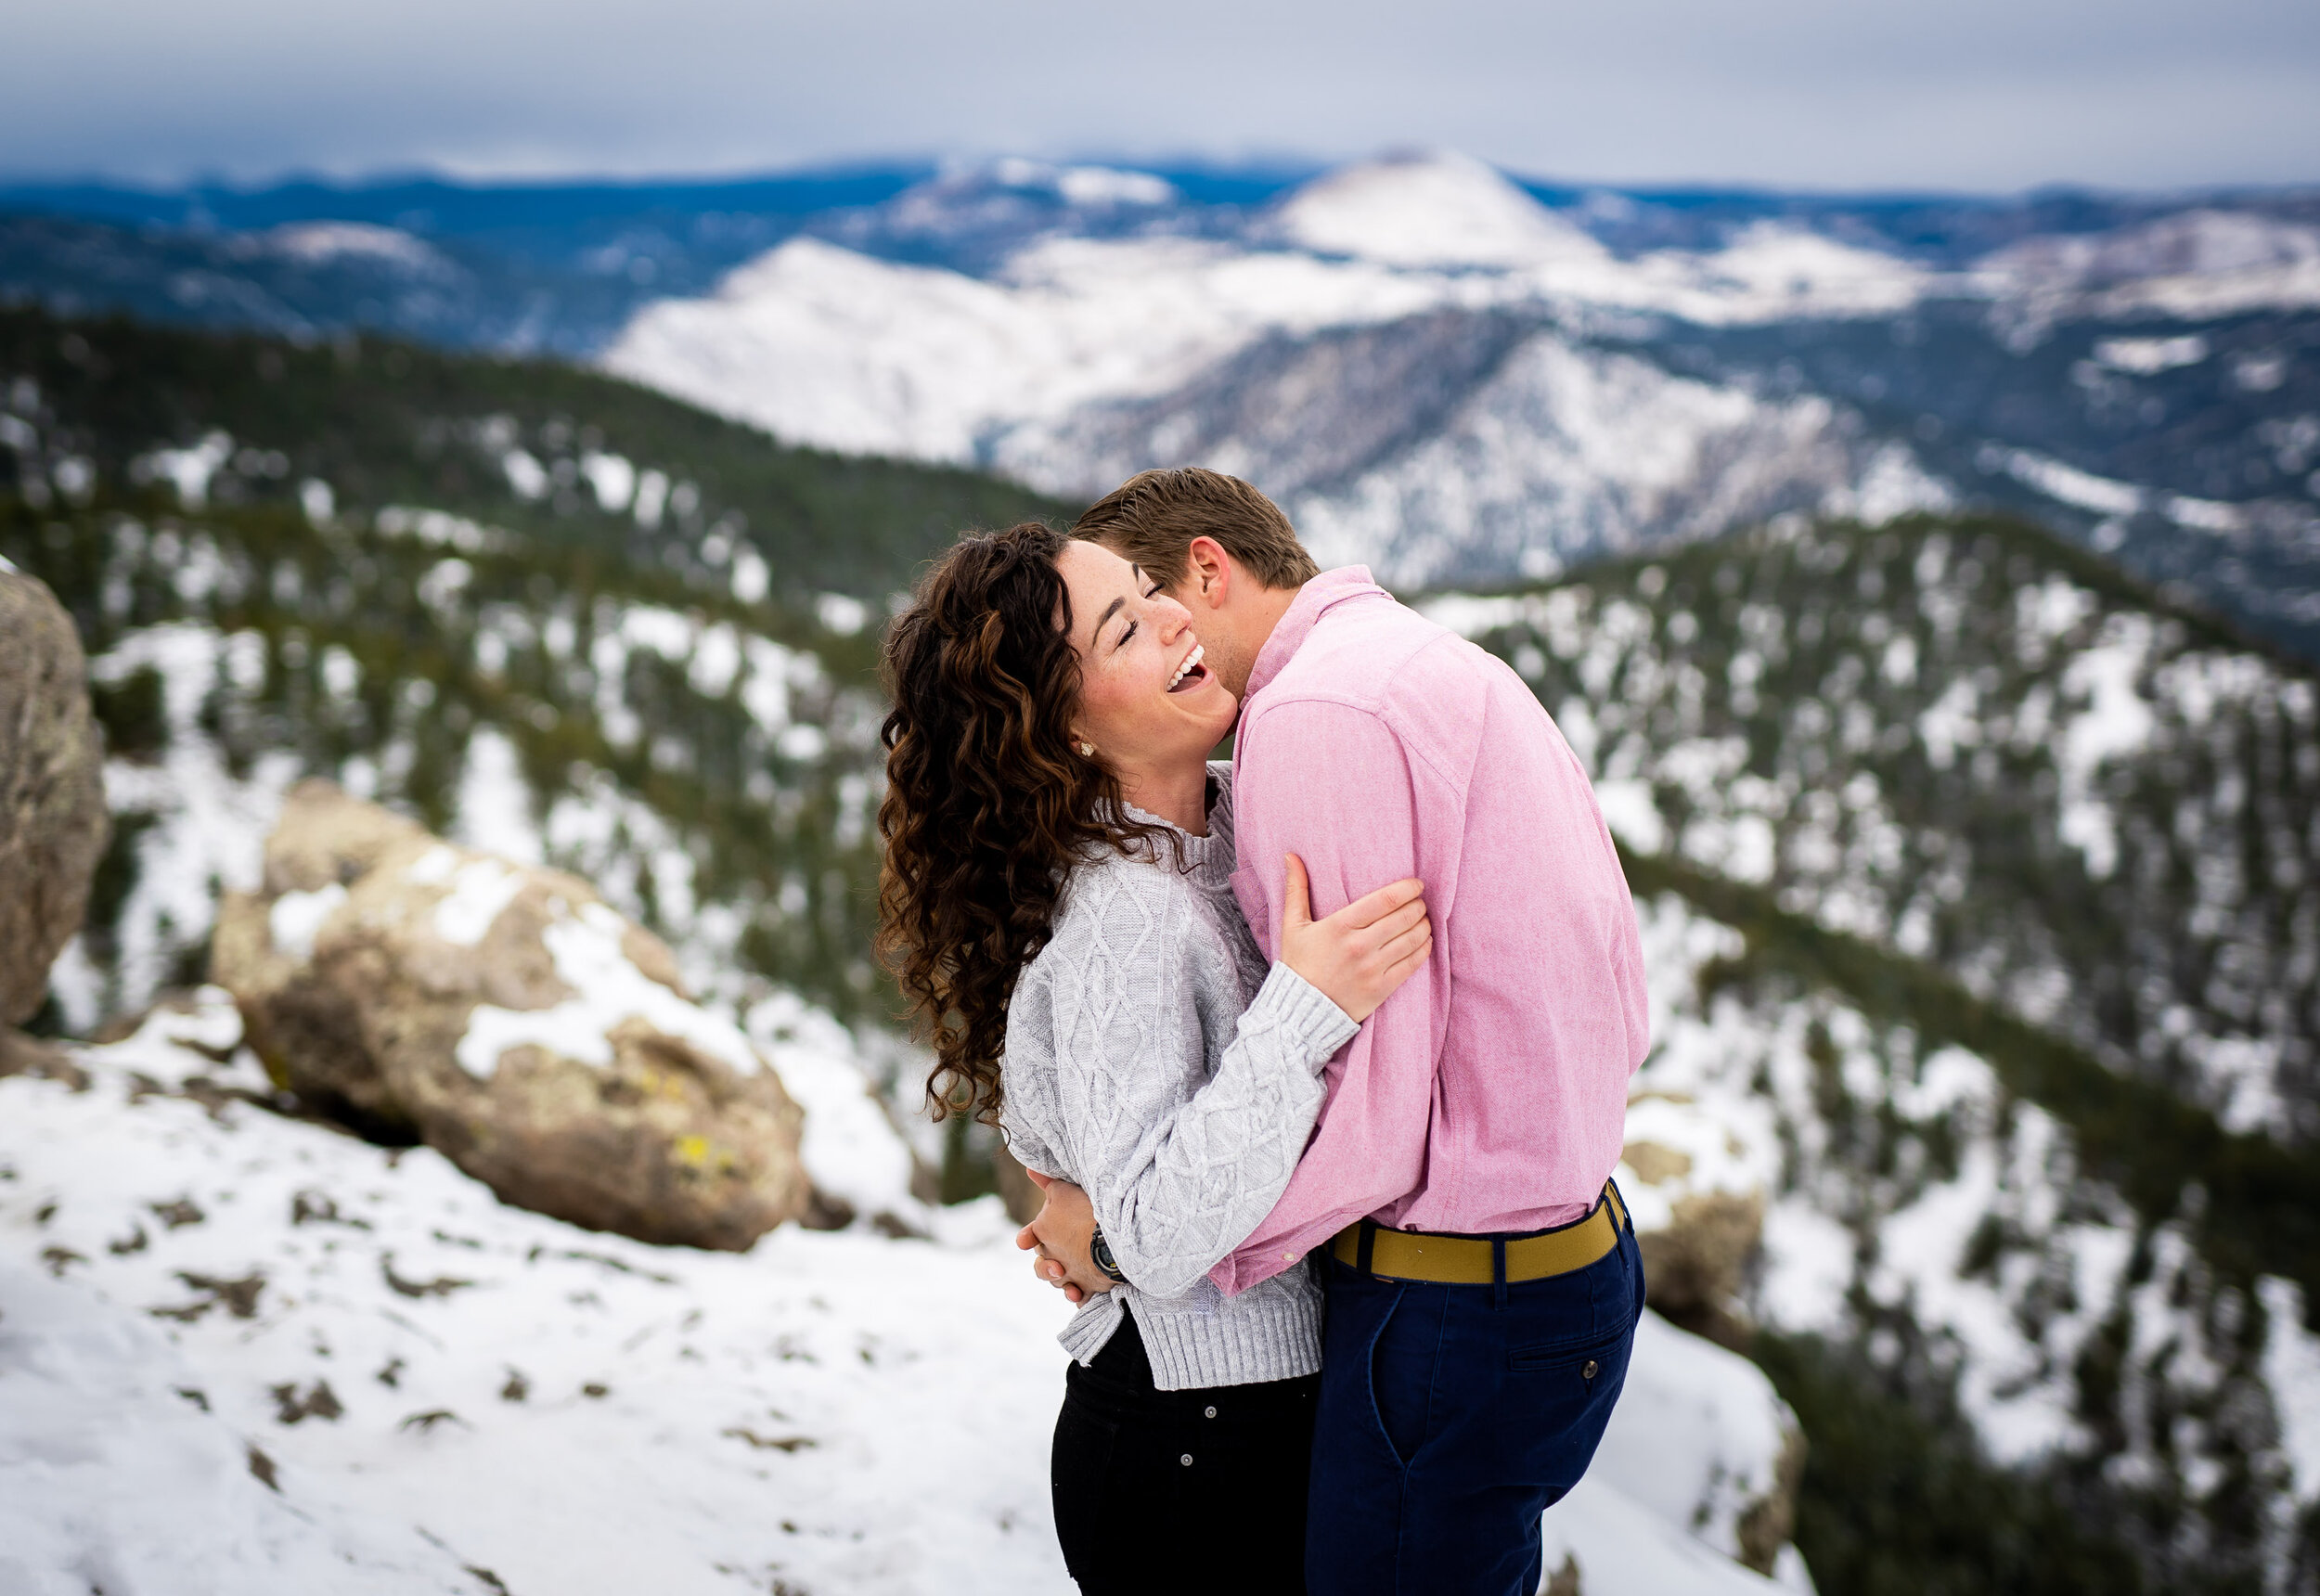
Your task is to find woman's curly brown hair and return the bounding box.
[876,522,1169,1125]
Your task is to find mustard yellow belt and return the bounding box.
[1328,1184,1629,1286]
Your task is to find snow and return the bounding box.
[454,902,763,1081]
[259,223,456,279]
[450,729,543,869]
[1270,150,1610,269]
[3,992,1808,1594]
[1983,209,2320,318]
[2260,1278,2320,1503]
[0,1260,481,1596]
[268,884,348,963]
[1,1005,1069,1595]
[743,994,932,1234]
[2054,614,2157,881]
[2094,334,2210,375]
[429,857,528,947]
[500,449,548,501]
[731,548,769,604]
[815,593,870,637]
[77,623,303,1026]
[133,431,235,510]
[1039,162,1176,208]
[607,233,1450,466]
[1540,1474,1787,1595]
[374,507,509,555]
[579,451,636,514]
[633,468,670,530]
[1285,333,1945,586]
[1591,1311,1797,1567]
[1592,778,1668,854]
[1989,446,2147,519]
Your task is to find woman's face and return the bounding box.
[1055,539,1237,774]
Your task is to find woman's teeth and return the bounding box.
[1167,645,1205,691]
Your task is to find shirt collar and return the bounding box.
[1243,565,1386,704]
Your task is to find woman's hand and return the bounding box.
[1015,1171,1109,1303]
[1277,854,1431,1023]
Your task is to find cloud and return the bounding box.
[5,0,2316,189]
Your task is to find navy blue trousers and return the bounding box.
[1304,1207,1645,1596]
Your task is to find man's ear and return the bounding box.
[1184,536,1231,610]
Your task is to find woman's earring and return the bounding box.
[1077,740,1097,758]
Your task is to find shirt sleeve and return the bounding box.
[1041,869,1358,1302]
[1212,698,1450,1294]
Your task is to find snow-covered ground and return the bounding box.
[2,989,1799,1595]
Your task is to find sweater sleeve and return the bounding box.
[1038,865,1357,1301]
[998,966,1071,1182]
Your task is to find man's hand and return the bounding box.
[1013,1171,1112,1304]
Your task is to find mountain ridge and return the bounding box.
[9,152,2316,662]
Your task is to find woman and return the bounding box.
[877,522,1431,1591]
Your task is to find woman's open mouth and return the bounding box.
[1166,644,1207,693]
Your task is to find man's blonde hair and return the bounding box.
[1073,468,1320,592]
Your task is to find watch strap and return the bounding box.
[1089,1227,1129,1285]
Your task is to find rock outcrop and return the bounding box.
[1618,1094,1770,1348]
[0,565,110,1025]
[213,780,810,1250]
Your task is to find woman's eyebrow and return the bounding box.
[1093,593,1128,640]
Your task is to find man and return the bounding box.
[1022,468,1649,1596]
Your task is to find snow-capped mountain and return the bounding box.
[600,152,2320,656]
[9,153,2316,650]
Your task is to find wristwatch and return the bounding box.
[1089,1227,1129,1285]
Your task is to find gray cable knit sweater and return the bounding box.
[999,764,1358,1392]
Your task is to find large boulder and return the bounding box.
[1618,1093,1770,1347]
[0,564,110,1026]
[213,780,810,1250]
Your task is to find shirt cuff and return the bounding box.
[1250,961,1360,1069]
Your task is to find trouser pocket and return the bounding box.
[1368,1285,1440,1469]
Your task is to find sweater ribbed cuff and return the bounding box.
[1250,961,1360,1068]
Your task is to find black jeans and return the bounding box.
[1050,1306,1320,1594]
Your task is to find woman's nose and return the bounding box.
[1154,596,1193,640]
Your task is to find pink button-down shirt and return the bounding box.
[1211,567,1649,1295]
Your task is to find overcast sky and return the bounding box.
[7,0,2317,193]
